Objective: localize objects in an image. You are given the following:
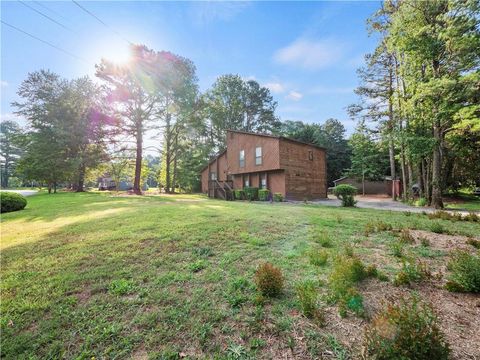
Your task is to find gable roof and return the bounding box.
[227,129,327,150]
[200,149,227,173]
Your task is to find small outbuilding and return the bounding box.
[333,176,402,197]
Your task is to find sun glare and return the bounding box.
[101,43,132,64]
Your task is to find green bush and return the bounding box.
[108,279,135,295]
[244,187,259,201]
[273,193,283,202]
[234,189,245,200]
[0,192,27,213]
[314,231,333,247]
[364,297,450,359]
[445,251,480,293]
[308,248,329,266]
[394,259,430,286]
[466,238,480,249]
[254,262,284,297]
[430,222,447,234]
[416,197,427,207]
[258,189,270,201]
[296,280,323,321]
[333,184,357,207]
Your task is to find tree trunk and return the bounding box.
[400,145,408,201]
[171,132,178,194]
[388,136,396,200]
[133,123,143,195]
[48,182,52,194]
[53,182,57,193]
[431,123,444,209]
[76,163,86,192]
[164,113,171,194]
[418,161,424,198]
[407,160,414,198]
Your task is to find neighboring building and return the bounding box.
[98,177,148,191]
[201,130,327,200]
[333,176,402,197]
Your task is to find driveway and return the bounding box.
[1,189,38,197]
[312,195,478,215]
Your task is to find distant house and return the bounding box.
[98,177,148,191]
[200,130,327,200]
[333,176,401,197]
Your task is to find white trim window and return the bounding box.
[255,146,262,165]
[239,149,245,168]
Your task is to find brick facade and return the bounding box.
[201,130,327,200]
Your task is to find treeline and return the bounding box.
[1,45,351,193]
[349,0,480,208]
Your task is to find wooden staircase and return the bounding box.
[208,180,234,200]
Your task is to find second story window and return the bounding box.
[255,146,262,165]
[239,149,245,168]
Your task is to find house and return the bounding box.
[200,130,327,200]
[333,176,401,197]
[98,176,148,191]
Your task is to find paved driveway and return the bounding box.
[312,195,478,215]
[1,189,38,197]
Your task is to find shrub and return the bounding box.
[430,222,447,234]
[296,280,323,322]
[416,197,427,207]
[399,229,414,244]
[0,192,27,213]
[390,241,405,258]
[234,189,245,200]
[464,212,480,222]
[333,184,357,207]
[315,231,333,247]
[393,259,430,286]
[258,189,270,201]
[364,297,450,359]
[445,250,480,293]
[364,221,392,236]
[308,248,329,266]
[420,237,431,247]
[273,193,283,202]
[244,187,259,201]
[109,279,134,295]
[466,238,480,249]
[189,259,207,272]
[254,262,284,297]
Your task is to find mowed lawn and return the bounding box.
[1,193,479,359]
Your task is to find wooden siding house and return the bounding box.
[201,130,327,200]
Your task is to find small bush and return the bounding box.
[0,192,27,213]
[364,221,392,236]
[364,297,450,359]
[273,192,283,202]
[328,255,367,305]
[445,251,480,293]
[420,237,431,247]
[234,189,245,200]
[333,184,357,207]
[466,238,480,249]
[390,241,404,258]
[394,259,430,286]
[244,187,259,201]
[428,210,478,222]
[296,280,323,322]
[464,212,480,222]
[430,222,447,234]
[109,279,134,295]
[308,248,329,266]
[254,262,284,297]
[258,189,270,201]
[416,197,427,207]
[189,259,207,272]
[314,231,333,247]
[399,229,414,244]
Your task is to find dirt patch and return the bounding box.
[409,230,476,252]
[75,288,92,306]
[131,345,148,360]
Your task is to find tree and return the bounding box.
[97,45,198,194]
[203,75,280,150]
[0,120,24,188]
[348,123,389,195]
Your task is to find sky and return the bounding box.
[1,0,381,136]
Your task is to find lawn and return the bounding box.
[1,192,479,359]
[444,191,480,212]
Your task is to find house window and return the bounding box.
[308,150,314,161]
[239,150,245,168]
[255,146,262,165]
[260,173,267,189]
[243,174,250,188]
[210,172,217,181]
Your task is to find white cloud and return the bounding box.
[1,81,8,87]
[190,2,250,26]
[285,90,303,101]
[0,113,26,126]
[274,38,345,70]
[263,81,285,94]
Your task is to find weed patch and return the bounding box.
[445,251,480,293]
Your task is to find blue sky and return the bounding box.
[1,1,381,134]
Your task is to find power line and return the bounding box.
[1,20,90,64]
[71,0,133,45]
[33,1,70,23]
[19,1,74,32]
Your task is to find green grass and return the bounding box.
[1,192,479,359]
[444,192,480,211]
